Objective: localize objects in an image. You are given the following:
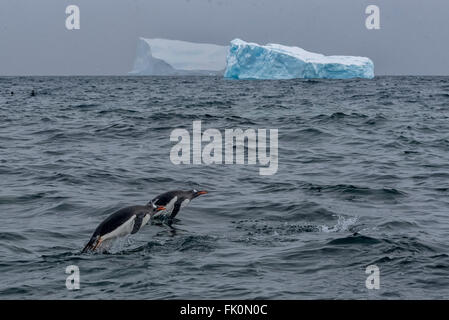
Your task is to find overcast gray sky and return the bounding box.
[0,0,448,75]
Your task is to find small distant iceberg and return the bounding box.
[224,39,374,80]
[129,37,229,75]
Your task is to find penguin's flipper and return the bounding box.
[169,202,182,219]
[131,213,145,234]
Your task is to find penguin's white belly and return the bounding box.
[101,215,136,241]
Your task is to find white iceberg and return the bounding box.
[224,39,374,80]
[129,37,229,75]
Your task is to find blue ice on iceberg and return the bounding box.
[224,39,374,80]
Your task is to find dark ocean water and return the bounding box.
[0,76,448,299]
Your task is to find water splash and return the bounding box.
[319,215,358,233]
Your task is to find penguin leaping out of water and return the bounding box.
[151,189,208,224]
[82,201,166,253]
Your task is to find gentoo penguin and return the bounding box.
[151,189,208,223]
[82,201,166,253]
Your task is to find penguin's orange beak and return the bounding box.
[156,206,166,211]
[197,191,208,195]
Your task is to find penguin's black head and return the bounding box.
[147,201,166,215]
[191,189,208,199]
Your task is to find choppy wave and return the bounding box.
[0,76,449,299]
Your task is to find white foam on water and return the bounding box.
[319,215,358,233]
